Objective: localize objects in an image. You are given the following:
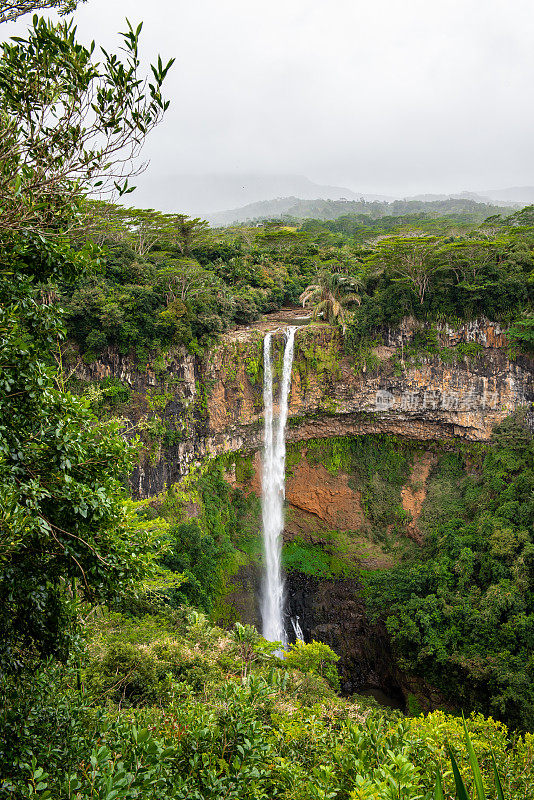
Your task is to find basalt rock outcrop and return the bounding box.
[286,571,400,696]
[75,317,533,498]
[220,562,404,700]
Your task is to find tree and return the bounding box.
[505,205,534,229]
[372,236,441,304]
[82,203,211,258]
[124,208,180,258]
[172,214,211,256]
[299,270,360,328]
[0,11,174,669]
[155,258,226,305]
[0,237,168,671]
[436,240,493,287]
[160,520,232,611]
[0,15,174,238]
[284,639,340,690]
[81,203,169,256]
[0,0,83,23]
[257,223,301,252]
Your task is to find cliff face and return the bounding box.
[76,318,533,498]
[218,433,462,707]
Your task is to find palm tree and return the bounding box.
[299,271,361,330]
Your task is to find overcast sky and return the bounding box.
[5,0,534,210]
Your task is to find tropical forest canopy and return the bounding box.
[63,200,534,359]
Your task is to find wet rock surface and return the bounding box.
[221,563,449,712]
[285,571,404,703]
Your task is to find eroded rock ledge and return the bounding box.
[75,318,533,498]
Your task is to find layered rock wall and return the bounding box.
[76,319,534,497]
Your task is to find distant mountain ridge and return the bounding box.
[483,186,534,204]
[134,173,393,215]
[132,171,534,222]
[205,195,515,226]
[407,189,534,205]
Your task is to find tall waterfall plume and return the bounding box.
[261,327,296,644]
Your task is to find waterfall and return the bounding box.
[261,327,296,644]
[291,616,305,643]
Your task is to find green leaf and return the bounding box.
[448,746,469,800]
[136,727,149,744]
[434,771,444,800]
[462,714,486,800]
[491,752,505,800]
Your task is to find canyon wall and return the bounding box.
[76,318,534,498]
[75,318,533,706]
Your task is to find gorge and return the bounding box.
[74,314,534,712]
[5,4,534,791]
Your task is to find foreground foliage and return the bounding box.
[1,608,532,799]
[0,7,173,671]
[0,2,82,24]
[0,15,173,236]
[0,235,170,671]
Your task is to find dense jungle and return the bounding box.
[1,2,534,799]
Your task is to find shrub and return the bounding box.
[284,640,341,691]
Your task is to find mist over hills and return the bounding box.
[483,186,534,204]
[132,171,534,225]
[133,173,392,216]
[408,188,534,205]
[204,195,516,227]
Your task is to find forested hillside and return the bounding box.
[205,195,514,226]
[63,201,534,359]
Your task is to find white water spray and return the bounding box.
[261,327,296,644]
[291,616,305,642]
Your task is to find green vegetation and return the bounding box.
[364,412,534,730]
[0,2,83,24]
[217,196,513,227]
[151,460,253,612]
[293,329,344,385]
[0,14,173,239]
[278,428,534,732]
[302,436,416,544]
[385,325,485,371]
[508,312,534,354]
[282,536,356,579]
[308,435,413,480]
[58,201,534,361]
[299,271,361,327]
[2,606,533,799]
[0,230,173,673]
[284,638,341,690]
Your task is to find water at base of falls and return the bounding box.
[261,327,296,645]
